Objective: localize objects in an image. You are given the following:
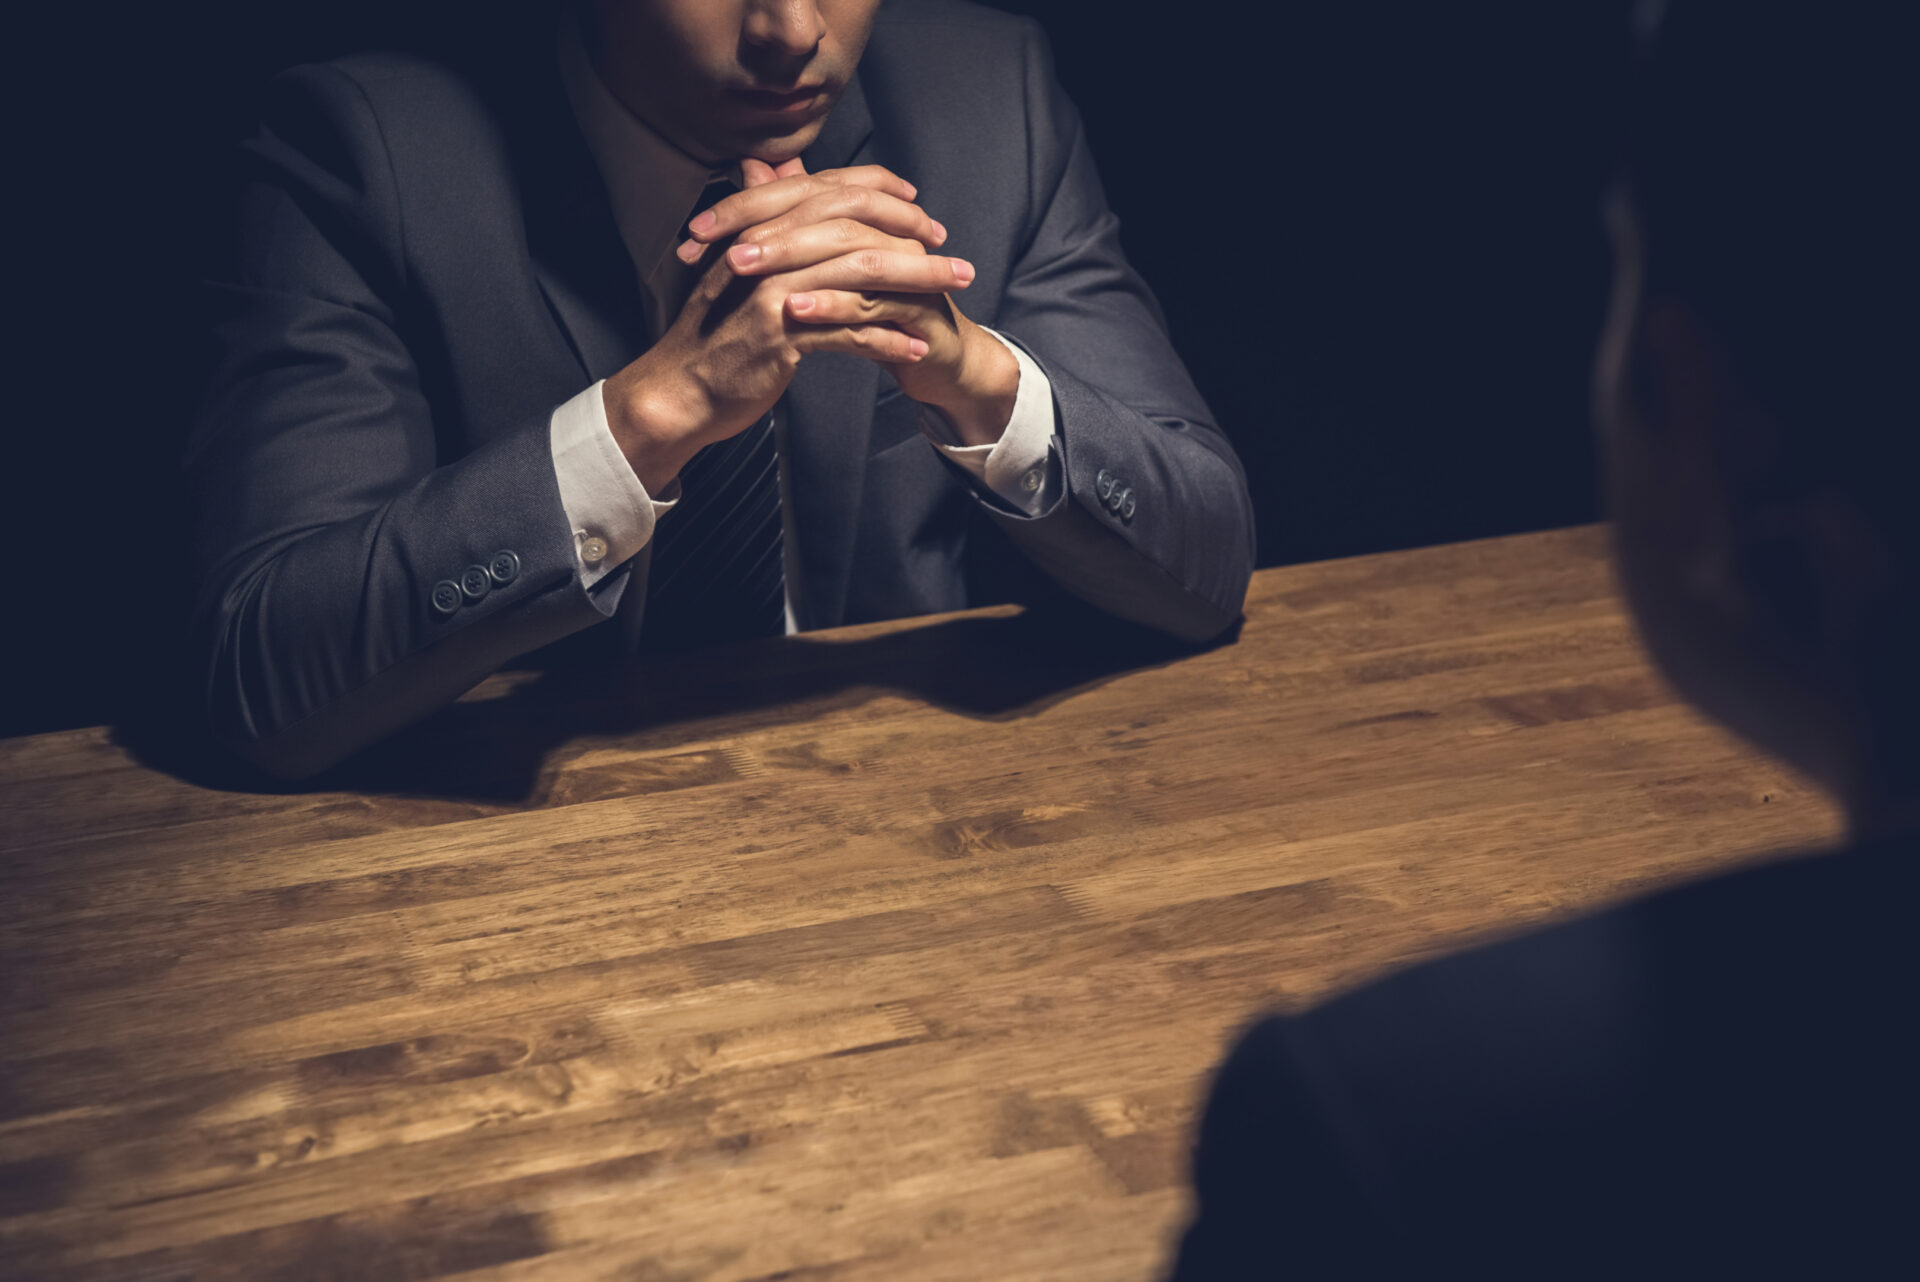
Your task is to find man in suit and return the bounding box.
[189,0,1255,779]
[1172,0,1916,1274]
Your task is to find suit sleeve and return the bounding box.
[976,20,1256,643]
[187,65,615,780]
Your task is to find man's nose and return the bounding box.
[744,1,827,60]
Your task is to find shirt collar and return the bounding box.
[556,12,735,283]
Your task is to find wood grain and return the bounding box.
[0,526,1843,1280]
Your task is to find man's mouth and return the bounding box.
[729,84,829,115]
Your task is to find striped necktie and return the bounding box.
[640,175,787,651]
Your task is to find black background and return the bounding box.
[7,0,1630,738]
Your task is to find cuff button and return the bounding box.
[1095,468,1115,500]
[1120,489,1137,520]
[430,580,463,616]
[459,565,493,601]
[488,550,521,585]
[579,536,609,566]
[1021,468,1043,493]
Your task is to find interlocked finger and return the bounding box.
[788,322,928,363]
[783,249,975,297]
[740,157,806,188]
[743,185,945,250]
[686,165,921,247]
[726,221,927,277]
[785,289,929,332]
[681,186,944,268]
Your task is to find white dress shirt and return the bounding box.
[548,16,1060,632]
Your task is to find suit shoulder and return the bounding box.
[1288,838,1920,1148]
[868,0,1043,69]
[270,52,495,125]
[255,51,521,204]
[859,0,1057,151]
[875,0,1037,31]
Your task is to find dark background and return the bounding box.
[7,0,1629,739]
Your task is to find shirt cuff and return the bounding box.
[922,327,1060,517]
[549,380,678,588]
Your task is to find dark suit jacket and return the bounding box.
[189,0,1255,779]
[1171,836,1920,1278]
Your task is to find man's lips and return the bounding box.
[729,84,829,114]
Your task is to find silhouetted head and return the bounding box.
[581,0,882,165]
[1594,0,1918,835]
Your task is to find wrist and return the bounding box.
[603,364,708,494]
[925,322,1019,447]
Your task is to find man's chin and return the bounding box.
[736,117,830,166]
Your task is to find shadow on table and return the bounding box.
[115,598,1237,803]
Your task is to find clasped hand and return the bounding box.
[604,158,1016,495]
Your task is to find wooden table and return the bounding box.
[0,526,1842,1280]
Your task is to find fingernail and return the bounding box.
[904,182,918,199]
[689,210,717,235]
[676,239,703,264]
[908,338,930,358]
[951,259,975,283]
[790,292,815,312]
[931,220,948,245]
[729,243,762,268]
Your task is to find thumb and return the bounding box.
[740,157,778,188]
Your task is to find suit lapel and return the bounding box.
[788,74,879,628]
[533,206,648,385]
[507,48,649,385]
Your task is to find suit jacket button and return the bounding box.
[1096,468,1115,500]
[1120,488,1137,520]
[430,580,463,616]
[489,550,521,585]
[460,565,493,601]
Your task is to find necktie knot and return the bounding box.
[645,173,739,339]
[689,172,739,235]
